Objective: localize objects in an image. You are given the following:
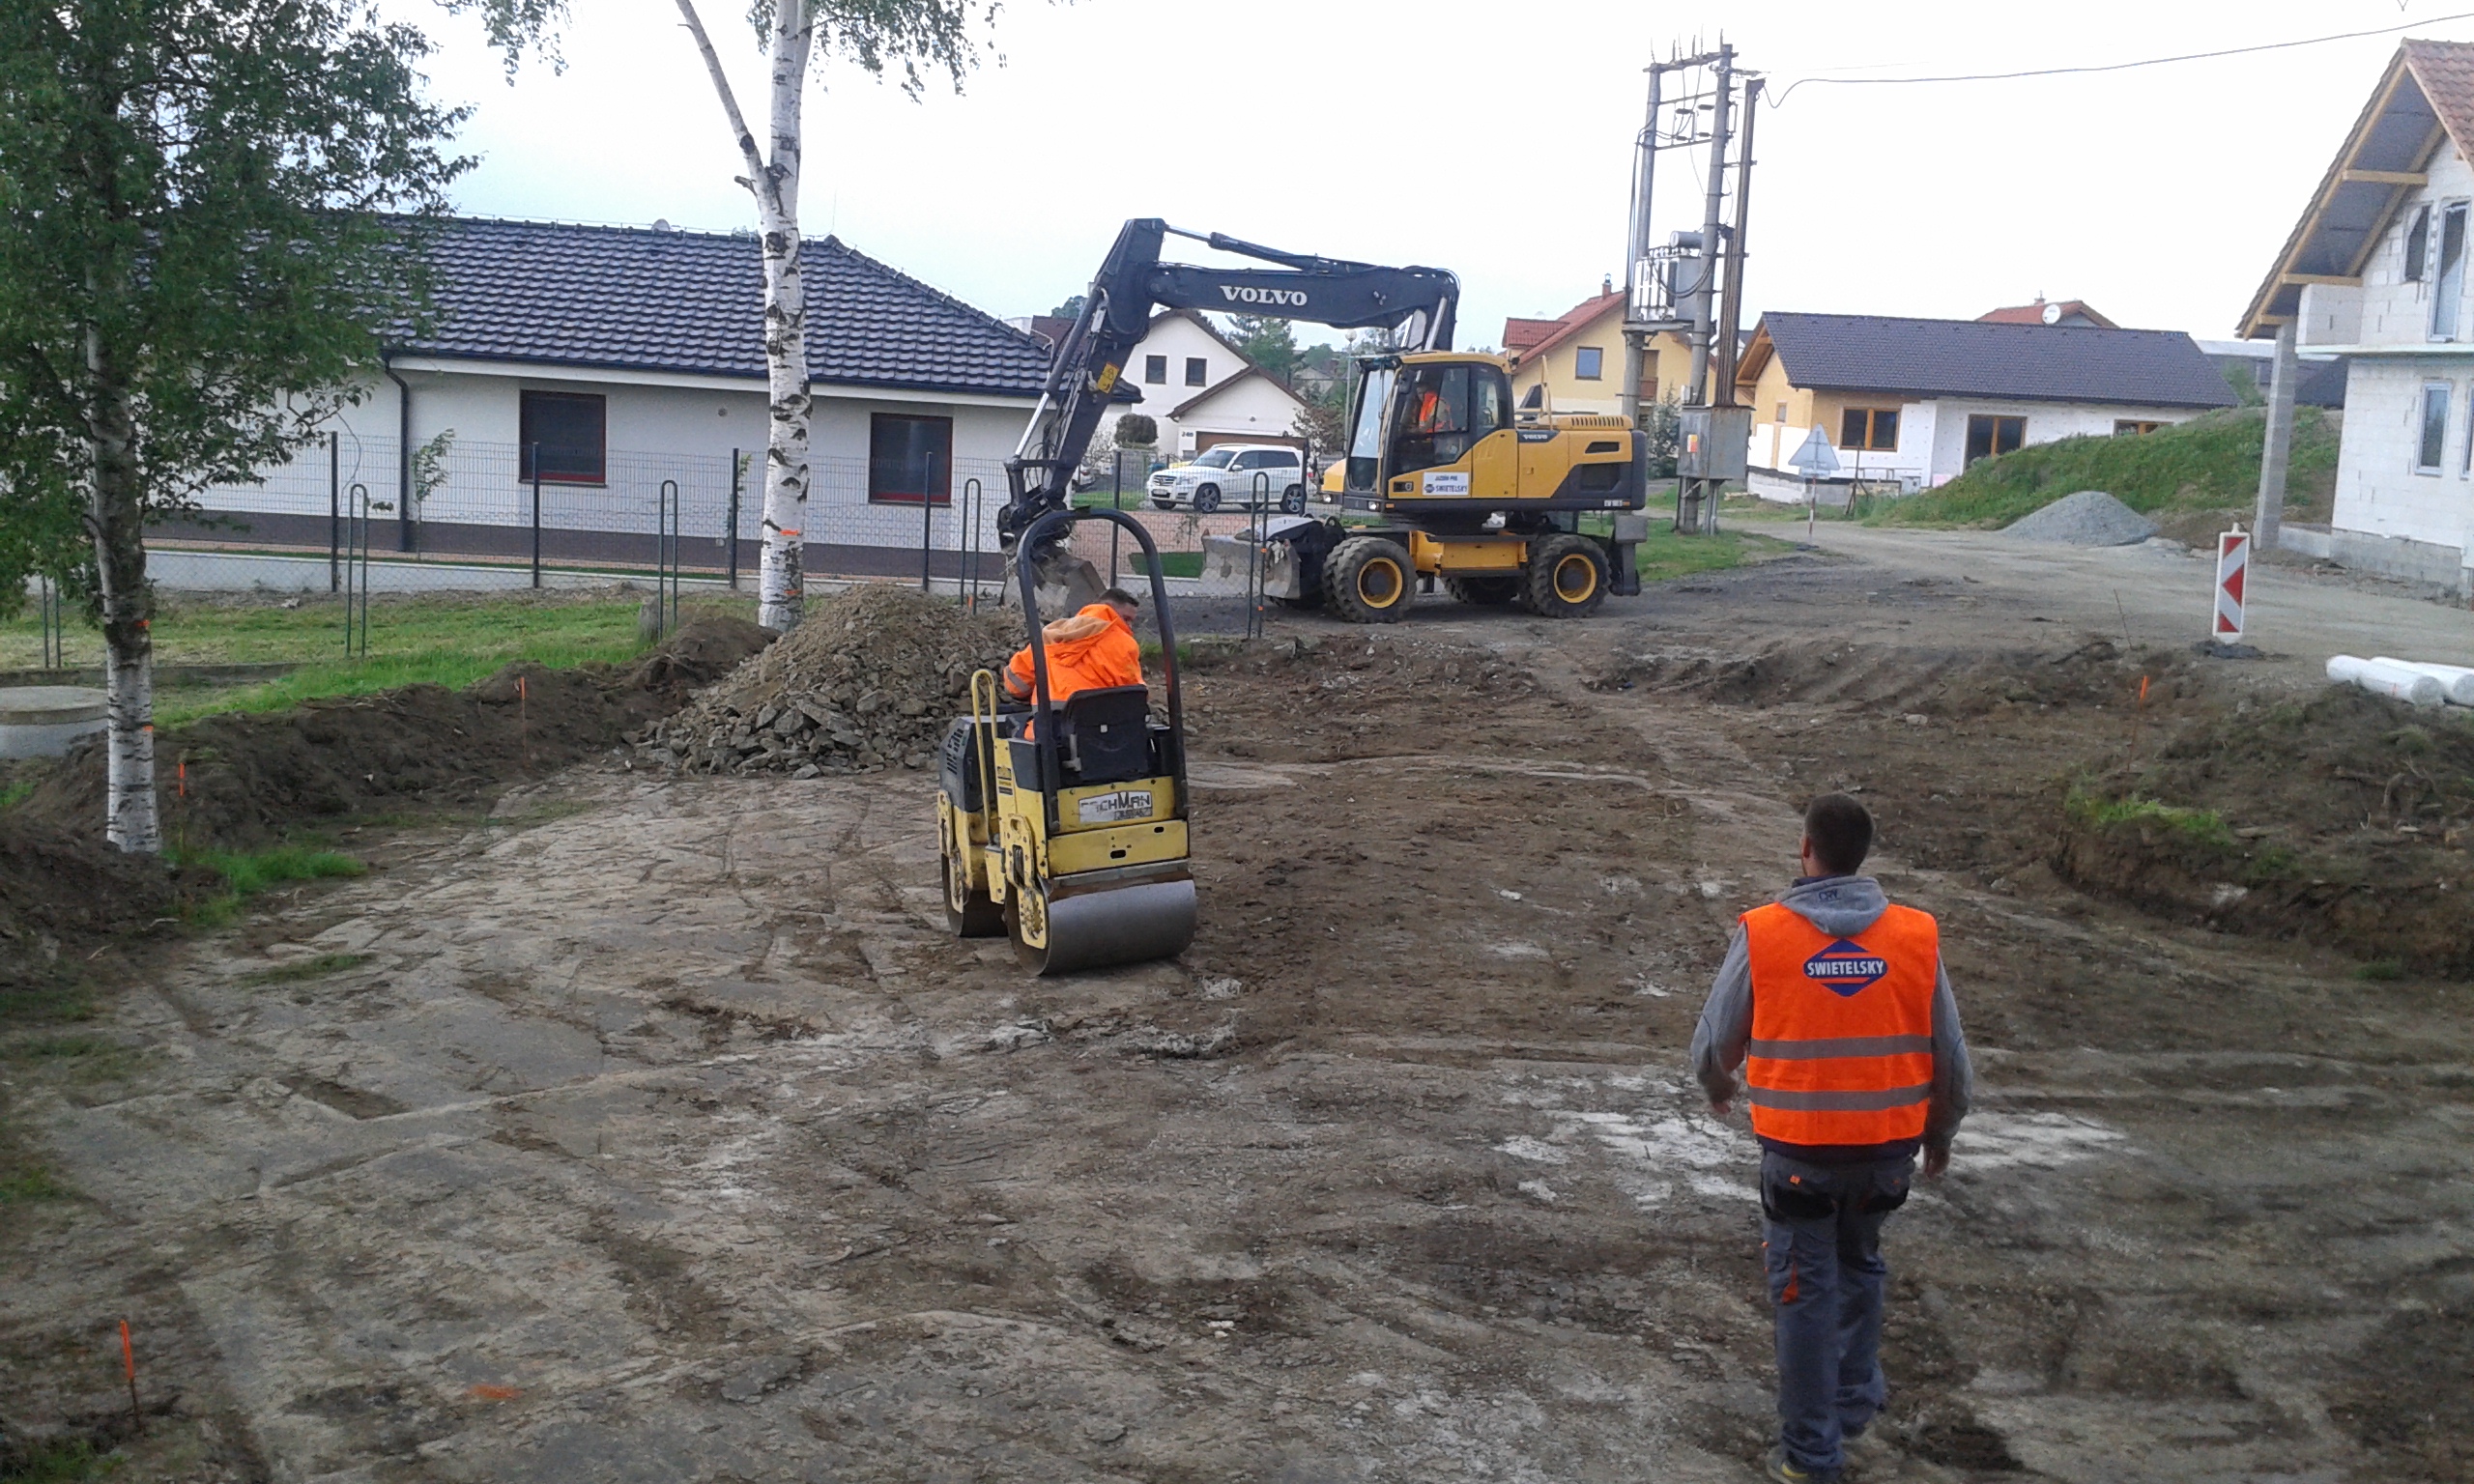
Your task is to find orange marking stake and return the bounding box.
[468,1384,522,1401]
[121,1318,141,1433]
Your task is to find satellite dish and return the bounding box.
[2041,302,2063,326]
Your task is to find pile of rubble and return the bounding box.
[638,585,1020,777]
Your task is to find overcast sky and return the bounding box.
[414,0,2474,349]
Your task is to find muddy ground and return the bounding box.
[5,537,2472,1483]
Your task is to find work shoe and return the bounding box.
[1763,1444,1840,1483]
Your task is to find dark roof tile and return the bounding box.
[393,216,1050,397]
[1760,312,2237,409]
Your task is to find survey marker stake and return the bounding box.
[122,1318,141,1434]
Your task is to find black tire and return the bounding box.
[943,851,1004,937]
[1523,533,1610,618]
[1280,485,1307,514]
[1323,536,1416,623]
[1194,485,1221,513]
[1444,574,1520,606]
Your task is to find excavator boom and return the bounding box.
[999,219,1458,552]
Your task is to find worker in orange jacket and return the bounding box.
[1690,792,1974,1484]
[1004,586,1145,721]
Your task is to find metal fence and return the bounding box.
[150,434,1021,597]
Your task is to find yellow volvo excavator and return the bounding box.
[998,218,1649,625]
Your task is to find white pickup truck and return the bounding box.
[1146,444,1307,514]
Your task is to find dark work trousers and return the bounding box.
[1758,1149,1915,1476]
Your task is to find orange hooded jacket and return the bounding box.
[1006,603,1144,720]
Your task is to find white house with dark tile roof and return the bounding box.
[1733,312,2236,496]
[175,217,1049,582]
[1116,310,1310,457]
[2241,39,2474,589]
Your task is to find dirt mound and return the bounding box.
[1590,638,2179,719]
[0,617,772,990]
[644,586,1019,777]
[2057,685,2474,973]
[2001,489,2158,546]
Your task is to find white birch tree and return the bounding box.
[669,0,1002,632]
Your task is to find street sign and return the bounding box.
[2213,527,2249,639]
[1786,424,1839,477]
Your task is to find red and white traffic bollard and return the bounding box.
[2212,526,2249,641]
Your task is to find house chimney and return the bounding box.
[1603,273,1615,297]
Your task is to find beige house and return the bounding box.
[1503,288,1700,418]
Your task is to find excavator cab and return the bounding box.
[935,507,1196,975]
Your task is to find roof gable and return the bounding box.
[395,216,1051,396]
[1168,363,1308,419]
[1504,290,1624,367]
[2239,40,2474,337]
[1978,300,2119,329]
[1744,312,2236,410]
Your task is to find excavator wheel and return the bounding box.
[1522,534,1610,619]
[1324,536,1416,623]
[1443,574,1520,606]
[942,850,1005,938]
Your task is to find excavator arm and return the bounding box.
[998,218,1459,555]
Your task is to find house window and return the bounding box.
[2114,420,2163,436]
[2406,204,2431,281]
[1574,346,1604,379]
[1838,408,1899,451]
[868,413,952,504]
[1640,375,1658,402]
[2435,202,2469,340]
[1774,402,1788,424]
[1185,357,1208,386]
[519,392,605,484]
[1143,355,1166,385]
[1964,414,2026,465]
[2418,382,2451,473]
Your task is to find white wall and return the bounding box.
[1919,398,2205,485]
[193,366,1034,556]
[1176,373,1309,453]
[1113,313,1303,455]
[2328,357,2474,555]
[2355,137,2474,350]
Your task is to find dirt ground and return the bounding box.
[5,532,2473,1482]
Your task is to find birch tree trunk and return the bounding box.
[679,0,814,632]
[84,318,159,853]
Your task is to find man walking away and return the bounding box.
[1689,792,1973,1483]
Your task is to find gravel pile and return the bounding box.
[2002,489,2159,547]
[640,585,1019,777]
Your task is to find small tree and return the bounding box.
[0,0,470,853]
[1112,414,1157,448]
[1225,313,1303,385]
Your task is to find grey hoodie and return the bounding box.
[1688,874,1973,1158]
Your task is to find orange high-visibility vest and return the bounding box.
[1741,900,1939,1148]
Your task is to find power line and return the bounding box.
[1769,11,2474,107]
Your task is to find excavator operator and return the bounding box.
[1003,586,1146,727]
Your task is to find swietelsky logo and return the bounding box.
[1802,939,1888,996]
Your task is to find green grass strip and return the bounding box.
[171,844,365,927]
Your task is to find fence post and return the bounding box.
[328,431,340,594]
[530,442,543,590]
[727,447,741,592]
[659,478,680,637]
[921,488,935,593]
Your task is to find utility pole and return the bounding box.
[2255,321,2297,551]
[1618,67,1662,432]
[1679,43,1735,535]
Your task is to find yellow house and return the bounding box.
[1503,288,1701,419]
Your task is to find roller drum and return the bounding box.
[1028,878,1197,975]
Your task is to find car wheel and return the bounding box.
[1194,485,1221,513]
[1281,485,1307,514]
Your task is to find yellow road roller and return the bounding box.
[935,508,1195,975]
